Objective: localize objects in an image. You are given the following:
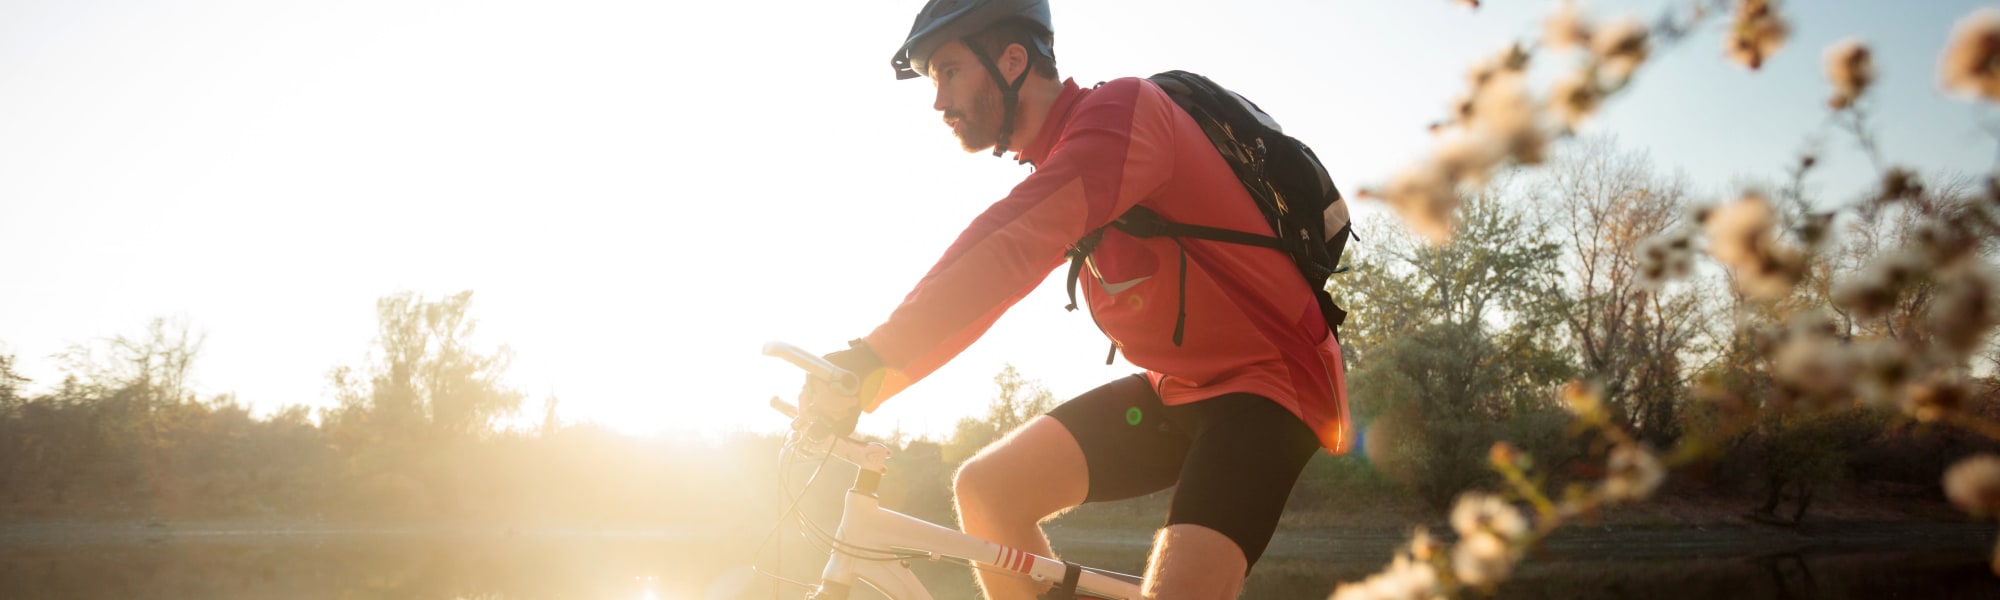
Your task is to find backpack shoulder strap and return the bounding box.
[1111,206,1283,249]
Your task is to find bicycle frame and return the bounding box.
[795,432,1145,600]
[762,342,1145,600]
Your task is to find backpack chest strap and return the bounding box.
[1063,206,1288,354]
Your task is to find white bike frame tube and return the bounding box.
[811,436,1144,600]
[767,341,1142,599]
[820,548,931,600]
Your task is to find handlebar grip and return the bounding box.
[762,341,860,396]
[769,397,799,419]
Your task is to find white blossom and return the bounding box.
[1823,38,1875,109]
[1591,16,1650,82]
[1704,192,1803,301]
[1450,492,1529,539]
[1451,531,1515,588]
[1945,454,2000,518]
[1939,8,2000,103]
[1600,444,1667,502]
[1542,2,1591,51]
[1727,0,1790,70]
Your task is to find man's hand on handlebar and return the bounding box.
[797,340,884,439]
[799,376,861,439]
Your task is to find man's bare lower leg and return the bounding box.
[1142,524,1249,599]
[954,416,1090,600]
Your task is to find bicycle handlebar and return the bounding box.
[769,396,800,419]
[762,341,860,394]
[762,340,861,431]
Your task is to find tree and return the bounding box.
[1343,187,1577,510]
[1820,174,1995,346]
[0,353,26,405]
[1536,138,1715,444]
[56,316,204,403]
[537,393,562,438]
[941,364,1057,465]
[334,291,524,442]
[0,353,32,500]
[1710,171,1998,522]
[315,291,524,517]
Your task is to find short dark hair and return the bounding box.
[964,18,1058,80]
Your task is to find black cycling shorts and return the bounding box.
[1045,374,1320,569]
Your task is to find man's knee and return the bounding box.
[951,417,1088,523]
[951,451,1003,513]
[952,442,1040,521]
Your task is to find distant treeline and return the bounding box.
[0,300,791,525]
[3,137,1998,527]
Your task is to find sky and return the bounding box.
[2,0,1995,439]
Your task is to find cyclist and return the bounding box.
[801,1,1351,598]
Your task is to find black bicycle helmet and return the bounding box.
[890,0,1053,81]
[891,0,1054,156]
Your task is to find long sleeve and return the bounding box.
[859,79,1178,410]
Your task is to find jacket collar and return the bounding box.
[1016,78,1083,166]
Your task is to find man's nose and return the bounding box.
[932,86,949,113]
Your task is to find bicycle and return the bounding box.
[758,341,1147,600]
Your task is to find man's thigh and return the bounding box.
[1044,374,1192,504]
[1161,393,1321,569]
[955,414,1091,523]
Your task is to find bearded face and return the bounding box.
[927,41,1010,154]
[944,74,1003,152]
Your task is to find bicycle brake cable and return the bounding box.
[751,434,934,595]
[749,437,837,590]
[777,439,932,561]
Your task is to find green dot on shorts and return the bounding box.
[1125,407,1143,426]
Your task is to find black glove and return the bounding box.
[800,339,884,438]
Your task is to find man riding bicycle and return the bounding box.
[800,1,1351,598]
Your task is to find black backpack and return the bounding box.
[1065,70,1352,362]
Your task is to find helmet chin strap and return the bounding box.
[967,43,1031,158]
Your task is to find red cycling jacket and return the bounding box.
[861,77,1351,453]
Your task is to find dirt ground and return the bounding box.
[2,513,1994,599]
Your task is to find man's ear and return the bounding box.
[1001,42,1029,81]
